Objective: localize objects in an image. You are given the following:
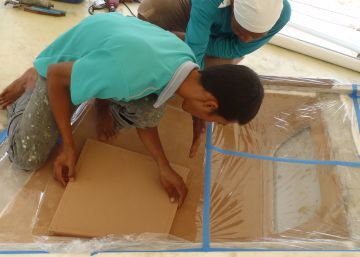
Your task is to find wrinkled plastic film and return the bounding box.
[0,76,360,252]
[212,87,360,163]
[209,153,360,249]
[207,79,360,250]
[0,101,203,252]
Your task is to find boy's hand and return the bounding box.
[136,127,188,207]
[53,145,77,186]
[159,164,188,208]
[189,117,207,158]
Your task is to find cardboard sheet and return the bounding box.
[0,103,203,243]
[49,139,189,237]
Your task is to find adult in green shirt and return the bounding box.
[1,13,264,206]
[138,0,291,69]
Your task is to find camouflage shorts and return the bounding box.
[109,94,165,130]
[7,76,60,171]
[7,77,165,171]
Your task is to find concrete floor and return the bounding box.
[1,0,360,256]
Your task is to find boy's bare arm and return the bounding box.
[136,126,188,207]
[47,62,76,186]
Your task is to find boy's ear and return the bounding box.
[202,90,218,111]
[204,100,218,112]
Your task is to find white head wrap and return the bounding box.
[233,0,283,33]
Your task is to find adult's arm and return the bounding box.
[185,0,223,69]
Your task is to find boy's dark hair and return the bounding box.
[200,64,264,124]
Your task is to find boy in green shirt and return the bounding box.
[0,13,264,206]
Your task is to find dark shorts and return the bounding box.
[138,0,191,32]
[137,0,243,66]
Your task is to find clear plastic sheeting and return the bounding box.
[0,76,360,253]
[207,77,360,250]
[0,100,204,253]
[212,84,360,163]
[209,154,360,250]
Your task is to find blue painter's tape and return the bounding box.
[91,248,204,255]
[202,122,213,251]
[208,247,360,252]
[0,129,7,145]
[352,84,360,135]
[91,247,360,254]
[0,251,48,254]
[210,145,360,168]
[352,83,359,97]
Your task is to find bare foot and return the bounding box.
[95,99,118,141]
[0,79,25,109]
[0,67,38,109]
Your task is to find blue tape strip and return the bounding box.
[210,145,360,168]
[91,247,360,254]
[91,248,204,255]
[352,83,359,98]
[4,248,360,255]
[352,83,360,135]
[0,129,8,145]
[0,251,48,254]
[202,122,213,251]
[208,247,360,252]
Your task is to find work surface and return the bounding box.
[1,0,360,256]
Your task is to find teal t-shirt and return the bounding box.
[185,0,291,69]
[33,13,196,105]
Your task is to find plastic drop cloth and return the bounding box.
[0,76,360,253]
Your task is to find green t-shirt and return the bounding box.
[33,13,196,105]
[185,0,291,69]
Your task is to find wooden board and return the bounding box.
[49,139,189,237]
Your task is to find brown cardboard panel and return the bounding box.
[49,139,189,237]
[1,102,201,243]
[30,103,203,242]
[71,103,205,241]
